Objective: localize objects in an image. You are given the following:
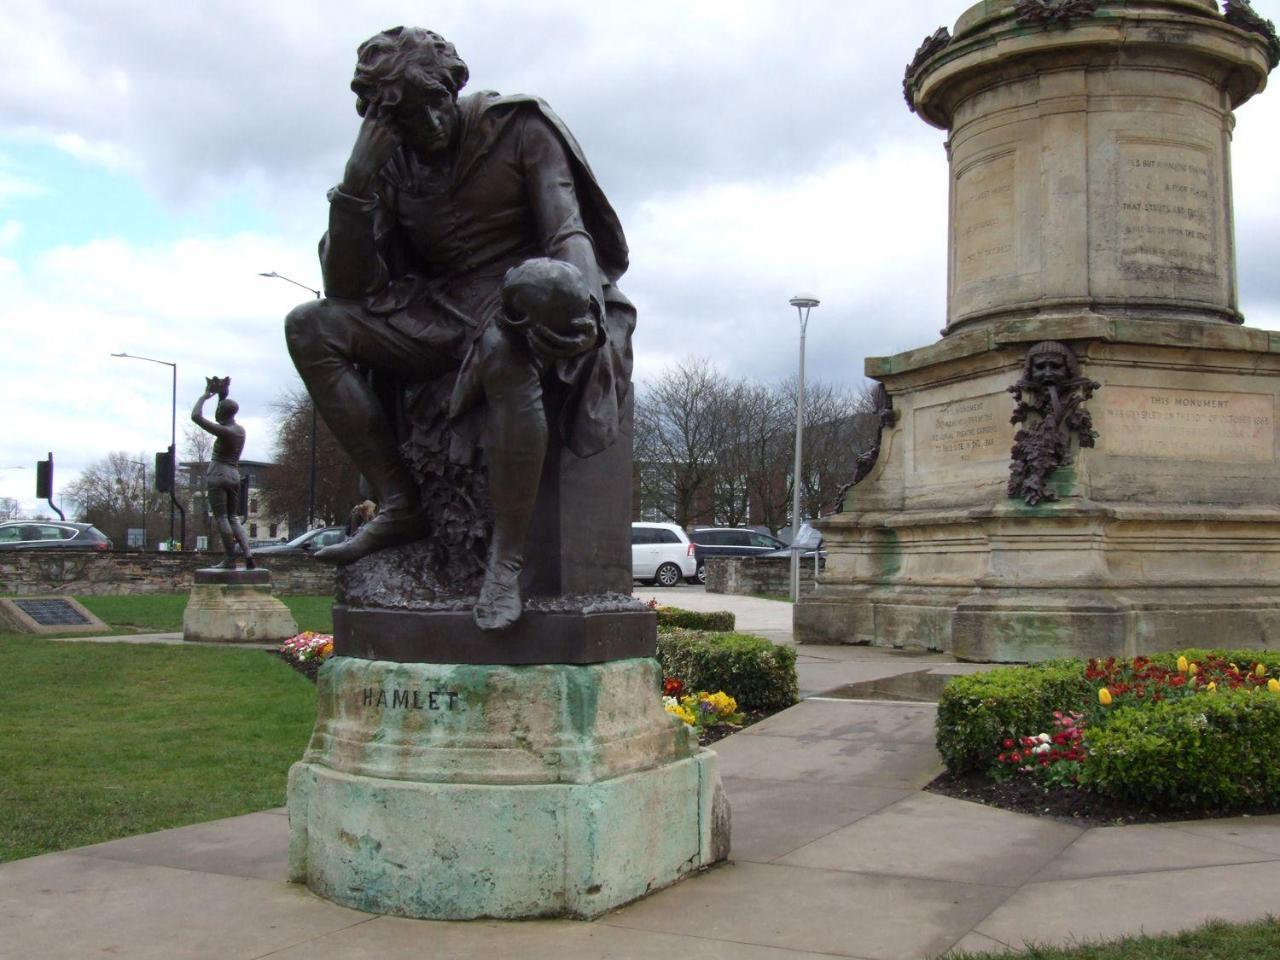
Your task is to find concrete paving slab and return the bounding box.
[0,850,370,960]
[1031,822,1280,882]
[715,732,943,791]
[722,776,912,862]
[776,792,1081,887]
[945,931,1015,956]
[603,860,1011,960]
[1158,813,1280,855]
[742,699,938,743]
[975,859,1280,950]
[74,811,289,882]
[265,913,845,960]
[636,586,793,639]
[796,661,935,698]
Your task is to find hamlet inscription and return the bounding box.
[955,151,1016,286]
[914,392,1011,471]
[1098,386,1275,463]
[361,687,461,711]
[1116,140,1218,281]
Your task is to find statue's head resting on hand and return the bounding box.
[352,27,470,158]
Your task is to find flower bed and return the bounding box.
[933,649,1280,820]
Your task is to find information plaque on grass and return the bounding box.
[0,597,107,635]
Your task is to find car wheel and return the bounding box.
[695,562,707,585]
[655,563,682,588]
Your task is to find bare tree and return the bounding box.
[257,385,363,529]
[633,357,736,529]
[64,451,168,547]
[0,497,18,521]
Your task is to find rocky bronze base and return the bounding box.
[183,569,298,643]
[287,657,730,919]
[333,604,656,664]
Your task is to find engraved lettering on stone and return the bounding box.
[1097,387,1275,463]
[359,687,462,710]
[955,153,1016,285]
[914,393,1012,471]
[1116,141,1218,281]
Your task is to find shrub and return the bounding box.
[657,628,797,711]
[936,661,1091,775]
[1085,689,1280,810]
[655,606,736,632]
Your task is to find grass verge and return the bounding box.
[949,917,1280,959]
[72,593,334,634]
[0,636,316,863]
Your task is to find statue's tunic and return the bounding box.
[320,91,632,459]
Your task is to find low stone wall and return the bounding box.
[0,551,334,597]
[705,556,823,596]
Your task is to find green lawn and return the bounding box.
[950,917,1280,959]
[75,593,334,634]
[0,635,317,863]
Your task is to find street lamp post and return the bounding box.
[111,352,185,550]
[788,294,820,603]
[259,271,321,529]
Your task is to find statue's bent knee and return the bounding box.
[284,299,336,364]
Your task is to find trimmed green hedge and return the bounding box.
[1085,690,1280,810]
[657,627,797,711]
[937,649,1280,776]
[655,606,736,632]
[936,661,1089,775]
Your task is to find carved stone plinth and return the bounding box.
[803,1,1280,661]
[287,657,730,919]
[182,568,298,643]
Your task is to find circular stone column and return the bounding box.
[906,0,1275,333]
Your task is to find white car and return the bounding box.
[631,522,697,587]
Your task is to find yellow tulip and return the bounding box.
[1189,663,1199,676]
[1230,663,1240,674]
[1257,664,1269,678]
[1177,656,1189,673]
[1099,688,1113,706]
[1268,678,1280,694]
[1206,681,1216,693]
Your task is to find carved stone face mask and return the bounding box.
[1031,353,1069,384]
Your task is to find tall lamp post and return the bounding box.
[788,294,820,603]
[259,271,321,529]
[111,352,185,550]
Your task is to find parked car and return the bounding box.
[0,520,113,551]
[631,522,697,587]
[760,522,826,561]
[687,527,787,584]
[252,526,348,557]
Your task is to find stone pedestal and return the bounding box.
[287,656,729,919]
[798,1,1279,661]
[182,568,299,643]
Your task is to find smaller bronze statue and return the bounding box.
[192,378,255,569]
[1007,341,1100,506]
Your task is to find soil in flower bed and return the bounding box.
[272,651,778,744]
[927,770,1280,827]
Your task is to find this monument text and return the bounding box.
[1098,386,1274,463]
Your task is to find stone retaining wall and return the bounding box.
[0,551,334,597]
[705,556,823,596]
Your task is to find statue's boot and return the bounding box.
[315,502,427,564]
[474,549,523,632]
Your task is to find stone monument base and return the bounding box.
[798,317,1280,662]
[182,568,299,643]
[287,656,730,919]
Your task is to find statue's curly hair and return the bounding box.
[351,27,469,117]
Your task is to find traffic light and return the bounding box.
[35,455,52,499]
[155,448,174,493]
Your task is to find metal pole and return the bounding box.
[788,295,819,603]
[169,363,177,545]
[259,272,321,528]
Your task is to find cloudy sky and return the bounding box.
[2,0,1279,516]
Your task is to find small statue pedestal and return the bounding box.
[286,637,730,919]
[182,568,299,644]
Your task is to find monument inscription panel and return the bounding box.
[954,151,1016,286]
[914,392,1012,472]
[1098,386,1275,462]
[1115,139,1218,281]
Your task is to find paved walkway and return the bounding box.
[7,591,1280,957]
